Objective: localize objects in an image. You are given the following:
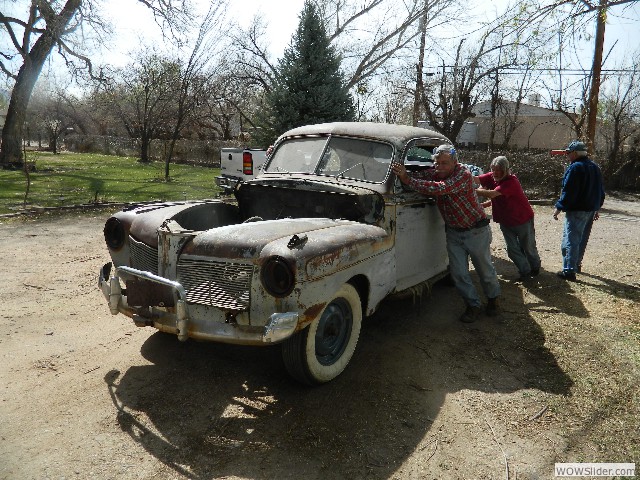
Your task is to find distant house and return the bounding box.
[457,98,584,150]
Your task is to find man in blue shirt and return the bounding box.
[552,141,605,280]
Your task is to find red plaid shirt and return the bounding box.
[408,164,487,229]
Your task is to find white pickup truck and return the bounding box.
[215,147,268,194]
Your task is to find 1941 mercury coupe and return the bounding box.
[98,122,455,385]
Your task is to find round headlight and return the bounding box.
[261,256,295,297]
[104,217,126,250]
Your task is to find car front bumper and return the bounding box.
[98,263,298,345]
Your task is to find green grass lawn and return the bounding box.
[0,152,222,215]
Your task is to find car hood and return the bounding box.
[180,217,390,263]
[114,200,237,247]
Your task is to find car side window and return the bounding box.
[404,145,434,170]
[405,146,433,166]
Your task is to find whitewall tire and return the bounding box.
[282,283,362,385]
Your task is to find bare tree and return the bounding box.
[26,81,91,152]
[84,87,129,137]
[181,63,267,141]
[599,54,640,177]
[163,2,228,178]
[320,0,459,89]
[103,54,181,163]
[517,0,639,152]
[545,72,591,141]
[1,0,81,166]
[401,0,559,142]
[362,76,413,124]
[228,0,459,96]
[226,16,278,93]
[40,82,91,123]
[488,48,546,150]
[419,27,530,142]
[0,0,190,167]
[410,0,438,126]
[538,26,592,140]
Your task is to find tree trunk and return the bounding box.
[140,135,151,163]
[165,139,177,179]
[413,7,428,126]
[0,0,82,168]
[586,0,607,154]
[0,74,32,167]
[22,142,31,207]
[488,79,499,150]
[606,116,623,177]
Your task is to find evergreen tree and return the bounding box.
[255,1,355,146]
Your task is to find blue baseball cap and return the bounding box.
[566,141,587,152]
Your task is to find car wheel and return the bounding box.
[282,283,362,385]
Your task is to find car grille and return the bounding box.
[177,258,253,310]
[129,236,158,275]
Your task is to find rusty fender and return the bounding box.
[255,221,396,330]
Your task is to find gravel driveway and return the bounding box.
[1,194,638,479]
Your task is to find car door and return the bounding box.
[393,189,448,292]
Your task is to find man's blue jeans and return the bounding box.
[499,219,541,276]
[446,225,501,308]
[561,210,596,272]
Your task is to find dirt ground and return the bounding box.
[1,194,639,480]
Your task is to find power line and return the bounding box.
[425,67,636,76]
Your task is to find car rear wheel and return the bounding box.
[282,283,362,385]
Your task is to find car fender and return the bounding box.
[253,221,395,329]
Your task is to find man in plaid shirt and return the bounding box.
[392,144,501,323]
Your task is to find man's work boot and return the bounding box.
[459,305,481,323]
[556,270,576,281]
[485,297,499,317]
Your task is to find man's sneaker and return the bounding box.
[556,270,576,281]
[576,264,582,273]
[530,267,540,276]
[485,297,499,317]
[459,305,481,323]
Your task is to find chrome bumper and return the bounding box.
[98,263,298,344]
[214,175,240,194]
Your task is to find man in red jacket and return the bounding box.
[476,156,541,281]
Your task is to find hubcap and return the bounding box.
[315,297,352,365]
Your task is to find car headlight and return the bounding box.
[261,256,295,297]
[104,217,126,250]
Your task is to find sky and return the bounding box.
[100,0,306,66]
[101,0,640,69]
[2,0,637,91]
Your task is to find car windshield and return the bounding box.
[265,136,394,183]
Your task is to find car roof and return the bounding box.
[278,122,452,150]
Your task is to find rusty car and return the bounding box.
[98,122,454,385]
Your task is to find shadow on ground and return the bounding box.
[104,273,574,479]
